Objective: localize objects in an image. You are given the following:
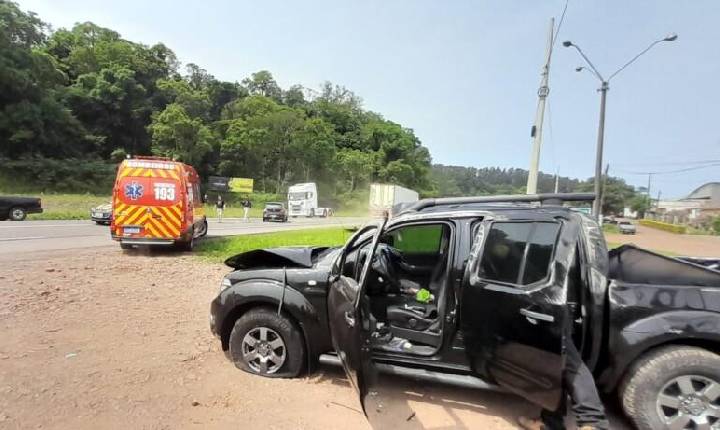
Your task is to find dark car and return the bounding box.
[0,196,43,221]
[262,202,288,222]
[90,203,112,225]
[210,193,720,430]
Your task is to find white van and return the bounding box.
[288,182,318,217]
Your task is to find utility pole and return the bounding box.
[592,81,609,218]
[646,173,652,217]
[598,163,609,219]
[526,18,555,194]
[554,168,560,193]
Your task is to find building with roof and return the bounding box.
[653,182,720,224]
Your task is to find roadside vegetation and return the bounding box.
[1,1,431,205]
[196,227,354,262]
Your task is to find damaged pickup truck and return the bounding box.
[209,193,720,430]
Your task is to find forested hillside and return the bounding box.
[0,1,431,196]
[431,164,641,214]
[1,1,644,215]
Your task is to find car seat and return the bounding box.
[386,231,450,346]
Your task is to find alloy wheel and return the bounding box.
[656,374,720,429]
[241,327,286,374]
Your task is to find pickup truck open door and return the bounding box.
[328,219,420,427]
[460,220,574,411]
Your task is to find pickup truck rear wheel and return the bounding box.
[620,345,720,430]
[228,308,304,378]
[9,207,27,221]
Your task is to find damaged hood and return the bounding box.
[224,246,333,269]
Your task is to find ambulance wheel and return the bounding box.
[120,243,133,250]
[177,235,194,252]
[197,219,208,237]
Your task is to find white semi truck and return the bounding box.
[369,183,419,217]
[288,182,318,217]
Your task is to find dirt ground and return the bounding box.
[0,249,633,430]
[606,224,720,257]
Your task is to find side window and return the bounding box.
[385,224,443,255]
[477,222,560,287]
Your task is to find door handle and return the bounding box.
[520,308,554,323]
[344,311,356,328]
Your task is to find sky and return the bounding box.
[17,0,720,198]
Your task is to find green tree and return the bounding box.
[148,103,213,166]
[0,1,89,158]
[630,194,651,218]
[243,70,282,100]
[337,149,374,192]
[292,117,336,181]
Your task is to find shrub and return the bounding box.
[638,219,687,234]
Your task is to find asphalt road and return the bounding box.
[0,217,368,255]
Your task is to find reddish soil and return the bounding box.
[0,249,631,429]
[606,225,720,257]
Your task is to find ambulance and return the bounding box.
[111,156,207,250]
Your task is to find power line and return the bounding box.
[613,159,720,167]
[552,0,570,49]
[614,162,720,175]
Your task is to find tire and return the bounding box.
[120,243,133,250]
[9,207,27,221]
[197,219,208,237]
[228,307,305,378]
[620,345,720,430]
[176,235,194,252]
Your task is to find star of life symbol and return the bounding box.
[125,182,144,200]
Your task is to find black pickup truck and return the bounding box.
[0,196,43,221]
[210,193,720,430]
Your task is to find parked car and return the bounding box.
[0,196,43,221]
[604,215,618,224]
[90,203,112,225]
[209,193,720,430]
[262,202,288,222]
[618,220,637,234]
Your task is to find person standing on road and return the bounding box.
[518,340,610,430]
[241,197,251,222]
[216,195,226,223]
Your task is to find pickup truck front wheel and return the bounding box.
[228,308,305,378]
[620,345,720,430]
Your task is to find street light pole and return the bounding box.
[563,33,677,220]
[592,81,608,217]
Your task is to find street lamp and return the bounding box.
[563,34,677,220]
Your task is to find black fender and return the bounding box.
[598,310,720,391]
[212,279,328,373]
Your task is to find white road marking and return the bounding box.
[0,223,92,229]
[0,236,45,241]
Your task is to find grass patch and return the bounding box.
[602,224,619,234]
[196,227,354,262]
[639,219,687,234]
